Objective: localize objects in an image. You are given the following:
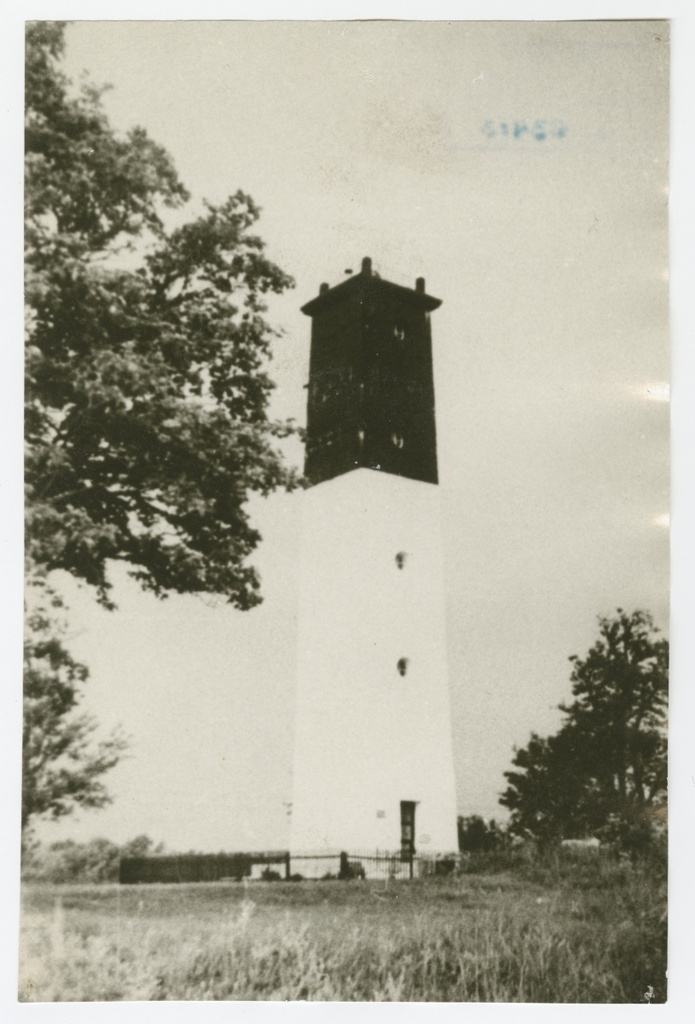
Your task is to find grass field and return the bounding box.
[18,859,666,1003]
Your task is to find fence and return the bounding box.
[119,851,289,884]
[119,849,458,884]
[291,850,457,881]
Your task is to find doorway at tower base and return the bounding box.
[288,850,459,881]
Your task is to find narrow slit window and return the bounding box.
[397,657,409,677]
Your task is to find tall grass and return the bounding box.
[19,861,666,1003]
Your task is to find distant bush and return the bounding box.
[595,808,667,864]
[433,857,457,876]
[21,835,163,884]
[457,816,505,855]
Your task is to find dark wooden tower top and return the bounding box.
[301,257,442,487]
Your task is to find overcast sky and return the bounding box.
[33,20,669,852]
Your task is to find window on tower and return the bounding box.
[397,657,409,677]
[395,552,407,569]
[391,432,405,449]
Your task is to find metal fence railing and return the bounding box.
[119,849,459,884]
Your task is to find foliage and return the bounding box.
[560,609,668,806]
[500,610,668,847]
[457,815,503,854]
[500,729,604,843]
[19,871,666,1002]
[23,22,297,832]
[21,834,163,883]
[22,582,128,833]
[25,22,297,612]
[595,807,667,862]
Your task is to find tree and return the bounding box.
[560,609,668,810]
[500,610,668,844]
[23,24,297,828]
[499,729,604,843]
[22,584,128,833]
[25,22,298,612]
[457,815,503,854]
[21,833,164,883]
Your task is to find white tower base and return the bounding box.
[290,468,458,864]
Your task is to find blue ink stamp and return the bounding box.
[482,119,567,141]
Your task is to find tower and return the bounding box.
[290,257,458,865]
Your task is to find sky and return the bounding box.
[29,19,670,853]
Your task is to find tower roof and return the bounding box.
[301,257,442,317]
